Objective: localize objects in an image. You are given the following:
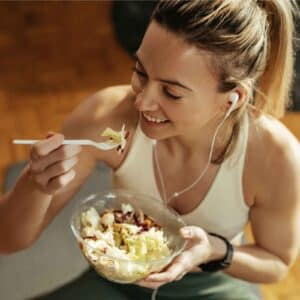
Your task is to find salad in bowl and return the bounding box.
[70,189,186,283]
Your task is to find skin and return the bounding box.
[0,21,299,289]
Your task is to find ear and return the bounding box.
[225,86,248,111]
[224,92,239,119]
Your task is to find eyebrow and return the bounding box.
[133,53,193,92]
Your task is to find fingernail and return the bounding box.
[46,132,54,139]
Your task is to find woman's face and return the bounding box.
[131,21,226,141]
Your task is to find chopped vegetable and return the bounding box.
[79,203,171,282]
[100,124,128,153]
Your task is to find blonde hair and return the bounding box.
[152,0,298,162]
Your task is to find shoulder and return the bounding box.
[250,112,300,170]
[246,110,300,206]
[62,85,139,165]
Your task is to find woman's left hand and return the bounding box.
[135,226,220,289]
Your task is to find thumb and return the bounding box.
[180,226,206,241]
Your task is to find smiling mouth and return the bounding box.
[142,112,170,124]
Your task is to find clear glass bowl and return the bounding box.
[70,189,187,283]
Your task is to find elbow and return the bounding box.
[0,244,23,255]
[269,270,288,283]
[0,221,44,255]
[0,246,22,255]
[267,261,289,283]
[267,273,286,284]
[271,252,297,283]
[0,242,31,255]
[0,236,37,255]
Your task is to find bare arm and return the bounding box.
[138,121,300,288]
[0,85,133,254]
[224,130,300,283]
[0,129,96,254]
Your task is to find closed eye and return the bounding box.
[162,88,182,100]
[132,67,182,100]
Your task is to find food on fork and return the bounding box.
[101,124,129,154]
[79,203,171,282]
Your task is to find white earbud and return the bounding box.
[225,92,239,119]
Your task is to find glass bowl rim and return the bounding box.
[70,188,187,264]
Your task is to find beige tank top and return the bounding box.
[113,114,250,243]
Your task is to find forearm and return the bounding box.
[223,243,289,283]
[0,165,52,253]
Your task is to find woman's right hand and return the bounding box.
[28,132,81,195]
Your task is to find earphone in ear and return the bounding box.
[224,92,239,119]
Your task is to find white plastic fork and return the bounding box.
[13,139,120,150]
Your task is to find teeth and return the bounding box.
[143,113,169,124]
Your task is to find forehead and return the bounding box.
[137,21,217,89]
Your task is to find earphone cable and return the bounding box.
[154,113,228,204]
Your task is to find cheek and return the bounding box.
[176,103,207,126]
[131,76,144,110]
[131,75,143,95]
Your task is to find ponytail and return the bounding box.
[152,0,298,162]
[255,0,298,118]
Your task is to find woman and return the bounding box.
[1,1,299,299]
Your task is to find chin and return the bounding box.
[140,118,173,140]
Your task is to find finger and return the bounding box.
[46,169,76,193]
[47,157,78,177]
[180,226,206,241]
[135,280,165,289]
[30,145,81,173]
[30,132,57,162]
[33,172,49,190]
[146,263,184,282]
[31,133,64,159]
[34,157,78,185]
[175,272,186,281]
[190,266,201,273]
[30,144,40,161]
[56,144,82,160]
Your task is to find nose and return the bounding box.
[134,85,160,112]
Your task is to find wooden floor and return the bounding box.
[0,2,299,300]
